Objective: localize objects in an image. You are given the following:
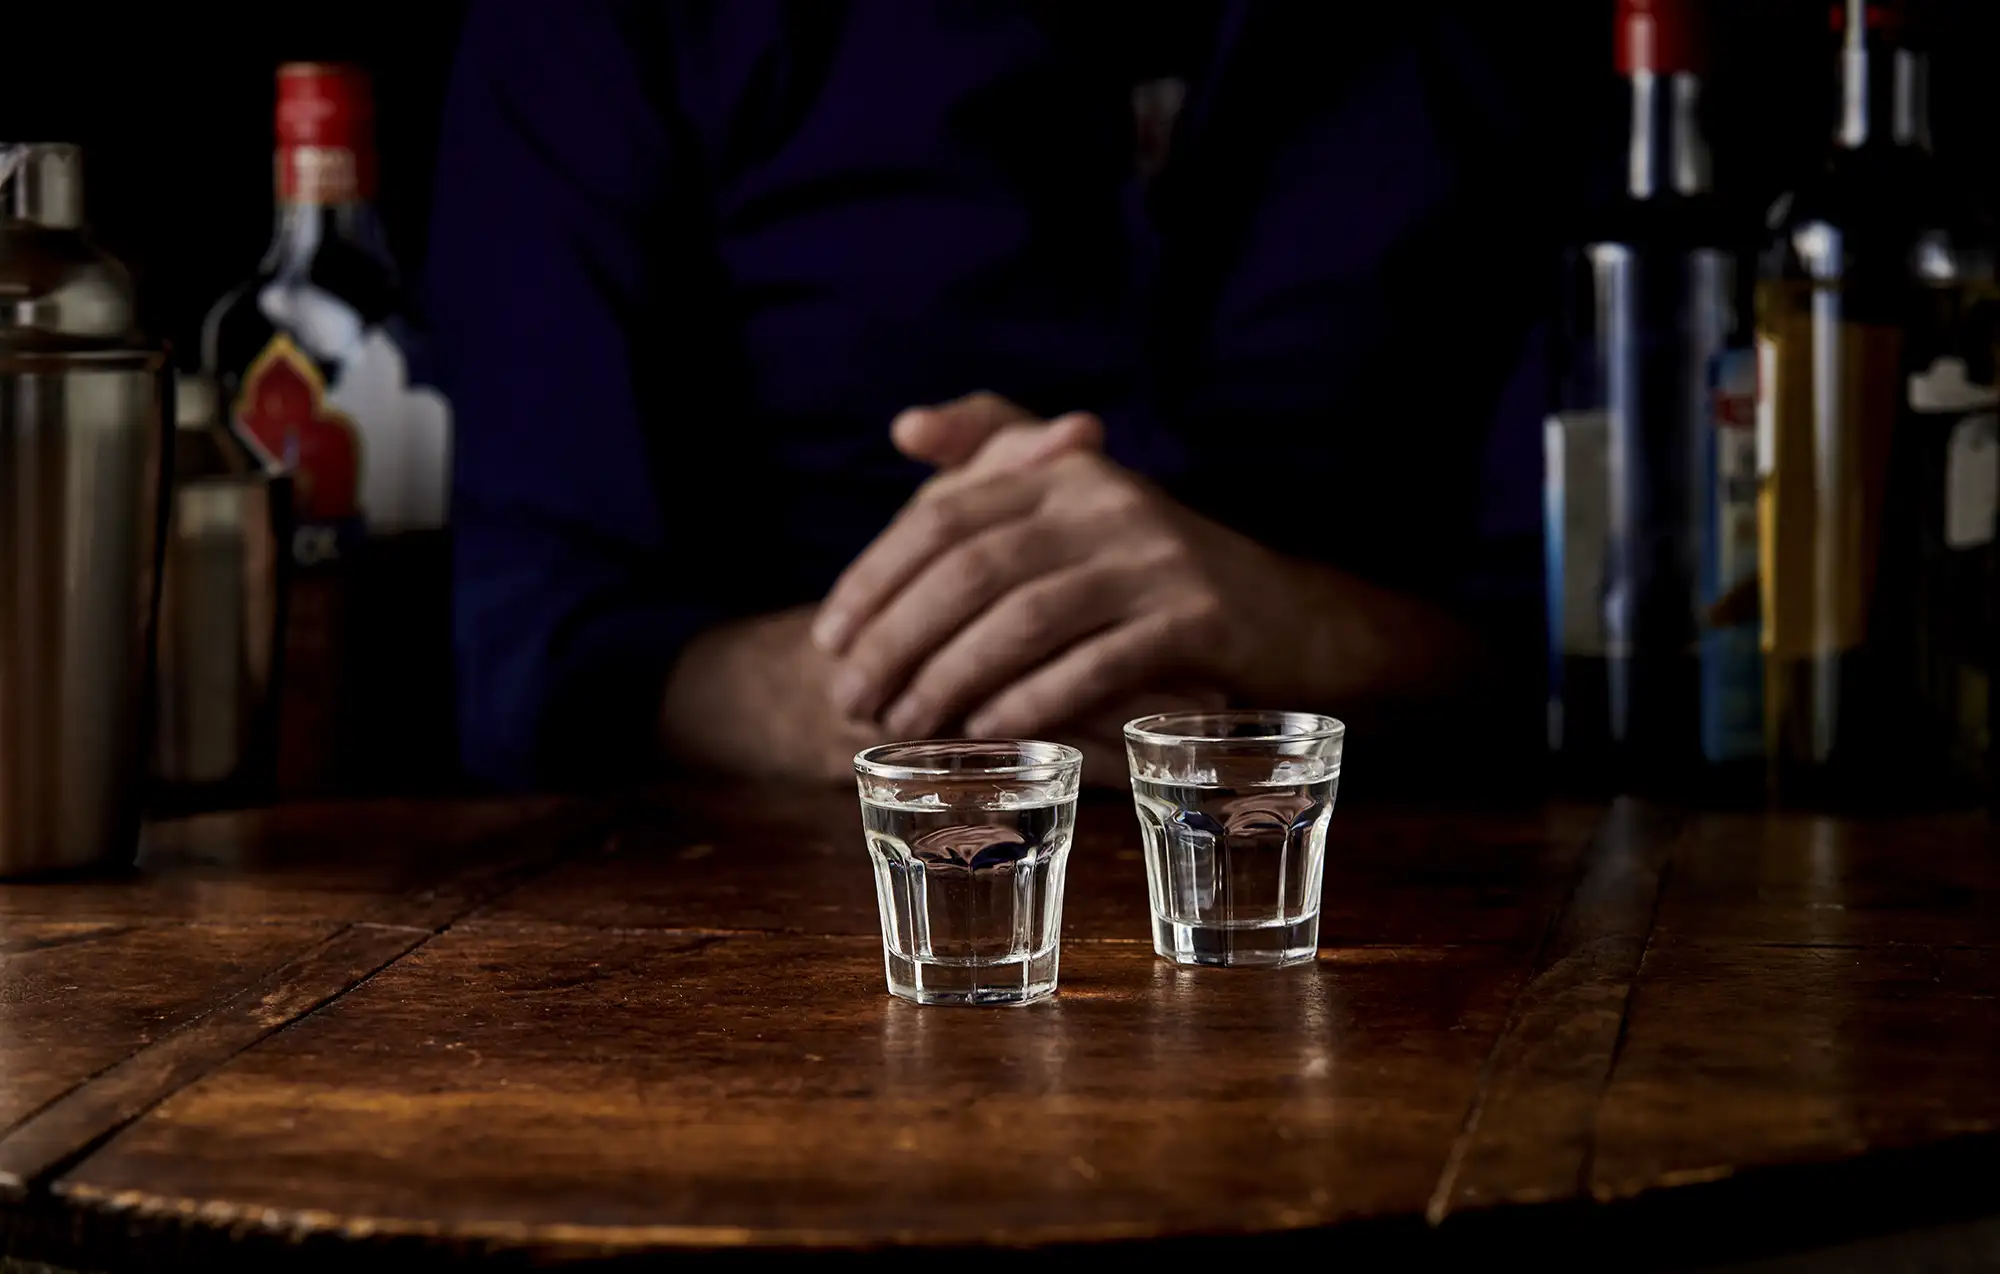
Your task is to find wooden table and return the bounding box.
[0,785,1995,1271]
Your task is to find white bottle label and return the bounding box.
[259,282,453,533]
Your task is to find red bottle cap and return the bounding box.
[1829,2,1906,35]
[1617,0,1705,75]
[274,63,377,202]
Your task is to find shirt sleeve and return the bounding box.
[427,0,714,789]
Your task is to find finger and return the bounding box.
[812,468,1050,655]
[905,413,1104,511]
[891,391,1031,468]
[883,563,1133,737]
[965,609,1212,739]
[831,517,1081,722]
[905,411,1106,515]
[958,411,1105,479]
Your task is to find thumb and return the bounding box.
[965,411,1104,478]
[891,391,1032,469]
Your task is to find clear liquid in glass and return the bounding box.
[1130,775,1336,967]
[861,794,1073,1006]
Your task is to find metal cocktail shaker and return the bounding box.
[0,144,172,875]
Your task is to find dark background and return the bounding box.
[4,1,1998,369]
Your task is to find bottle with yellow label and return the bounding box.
[1756,0,1997,805]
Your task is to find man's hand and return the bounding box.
[815,397,1476,743]
[661,606,885,783]
[657,602,1209,787]
[659,395,1213,787]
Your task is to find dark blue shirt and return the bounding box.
[428,1,1562,788]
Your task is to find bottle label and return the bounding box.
[235,333,365,564]
[1757,304,1903,661]
[1699,347,1762,763]
[1908,355,2000,550]
[277,145,364,204]
[255,285,453,534]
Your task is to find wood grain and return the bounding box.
[0,921,334,1138]
[0,923,427,1197]
[1592,937,2000,1201]
[56,926,1527,1250]
[0,797,598,1202]
[2,783,1995,1267]
[1429,800,1682,1218]
[1649,809,2000,947]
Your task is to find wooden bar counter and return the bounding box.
[0,784,1995,1271]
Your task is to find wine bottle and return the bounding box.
[1756,0,1997,806]
[201,63,454,796]
[1548,0,1752,792]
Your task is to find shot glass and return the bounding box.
[1124,711,1344,968]
[854,740,1081,1006]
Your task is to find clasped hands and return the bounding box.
[813,392,1346,753]
[663,391,1466,784]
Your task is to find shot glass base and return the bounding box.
[883,948,1059,1006]
[1152,914,1320,968]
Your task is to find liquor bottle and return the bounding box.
[1547,0,1753,791]
[1757,0,1997,806]
[201,63,454,796]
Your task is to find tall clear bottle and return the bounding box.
[1548,0,1755,792]
[1756,0,1997,806]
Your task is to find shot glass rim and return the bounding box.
[1122,709,1346,748]
[853,737,1083,783]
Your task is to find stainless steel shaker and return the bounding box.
[0,144,171,875]
[149,372,290,811]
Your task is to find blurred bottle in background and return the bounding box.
[202,63,455,799]
[1548,0,1759,795]
[149,372,291,814]
[1756,0,1997,808]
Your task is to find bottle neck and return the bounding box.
[1839,30,1933,150]
[263,130,394,280]
[263,199,391,275]
[1627,69,1711,199]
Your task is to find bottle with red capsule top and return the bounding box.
[1547,0,1757,794]
[200,63,456,798]
[1756,0,1998,807]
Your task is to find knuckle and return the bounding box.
[1011,518,1065,567]
[1171,597,1227,644]
[953,539,1009,596]
[1101,473,1147,510]
[912,498,969,546]
[1136,535,1191,572]
[1011,584,1068,644]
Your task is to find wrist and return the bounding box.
[661,607,877,783]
